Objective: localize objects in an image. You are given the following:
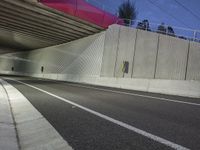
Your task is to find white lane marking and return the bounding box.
[58,82,200,107]
[8,78,190,150]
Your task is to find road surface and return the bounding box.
[2,76,200,150]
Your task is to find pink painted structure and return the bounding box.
[39,0,119,28]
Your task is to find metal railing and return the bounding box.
[116,18,200,42]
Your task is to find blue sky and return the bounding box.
[94,0,200,30]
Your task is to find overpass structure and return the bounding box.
[0,1,200,149]
[40,0,118,28]
[0,0,117,53]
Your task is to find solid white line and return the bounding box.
[59,82,200,107]
[6,77,200,106]
[8,78,190,150]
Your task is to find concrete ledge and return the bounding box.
[148,79,200,98]
[57,74,200,98]
[0,79,73,150]
[43,74,200,98]
[1,72,200,98]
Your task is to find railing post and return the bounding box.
[113,19,199,42]
[166,27,168,35]
[193,30,197,41]
[145,22,147,30]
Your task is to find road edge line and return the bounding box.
[8,78,190,150]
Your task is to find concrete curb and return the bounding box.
[39,74,200,98]
[0,79,19,150]
[1,72,200,98]
[0,79,73,150]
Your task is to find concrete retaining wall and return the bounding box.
[132,30,158,78]
[115,26,137,78]
[0,56,14,72]
[155,35,189,80]
[100,25,199,81]
[101,25,120,77]
[186,42,200,80]
[0,32,105,77]
[0,25,200,98]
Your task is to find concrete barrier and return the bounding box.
[1,71,200,98]
[57,75,200,98]
[148,79,200,98]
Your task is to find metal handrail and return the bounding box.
[116,18,200,42]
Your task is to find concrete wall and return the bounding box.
[0,55,15,72]
[0,32,105,77]
[132,30,158,78]
[114,26,137,78]
[100,25,197,81]
[186,42,200,80]
[155,35,189,80]
[101,25,120,77]
[0,28,54,50]
[0,24,200,98]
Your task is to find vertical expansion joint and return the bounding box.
[131,29,138,78]
[154,34,160,79]
[185,41,191,80]
[100,32,106,77]
[113,26,121,77]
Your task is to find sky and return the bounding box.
[100,0,200,29]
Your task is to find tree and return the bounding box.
[118,0,137,26]
[178,36,187,40]
[157,23,166,34]
[143,20,150,31]
[136,19,150,31]
[167,26,175,36]
[136,22,144,30]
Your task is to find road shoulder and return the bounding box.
[0,79,73,150]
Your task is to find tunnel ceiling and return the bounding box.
[0,0,104,53]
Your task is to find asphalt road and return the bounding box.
[2,76,200,150]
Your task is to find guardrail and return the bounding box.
[116,18,200,42]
